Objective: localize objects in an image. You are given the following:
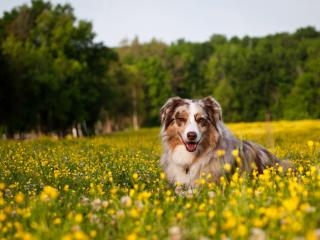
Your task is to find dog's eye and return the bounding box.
[197,118,207,126]
[175,117,186,125]
[176,117,186,122]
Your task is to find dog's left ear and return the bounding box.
[202,96,222,124]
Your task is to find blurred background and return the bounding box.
[0,0,319,138]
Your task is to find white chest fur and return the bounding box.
[171,145,194,166]
[163,145,203,186]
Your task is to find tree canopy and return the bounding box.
[1,1,319,137]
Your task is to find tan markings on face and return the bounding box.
[172,105,189,127]
[164,106,189,150]
[189,103,219,153]
[175,110,188,127]
[194,113,208,127]
[165,123,183,150]
[200,125,219,151]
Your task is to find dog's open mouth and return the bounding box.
[185,142,198,152]
[178,133,200,152]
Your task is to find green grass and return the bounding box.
[0,120,319,240]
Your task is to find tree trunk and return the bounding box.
[103,115,113,134]
[132,87,139,130]
[72,125,77,138]
[76,123,83,137]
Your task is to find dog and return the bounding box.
[160,96,289,188]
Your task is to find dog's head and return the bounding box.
[160,96,223,153]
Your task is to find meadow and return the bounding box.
[0,120,320,240]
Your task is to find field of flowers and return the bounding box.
[0,120,320,240]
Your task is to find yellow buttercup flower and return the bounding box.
[127,233,137,240]
[283,197,300,212]
[53,218,62,225]
[130,209,139,218]
[232,149,239,157]
[217,149,225,157]
[75,213,83,223]
[15,192,25,204]
[40,186,59,202]
[176,212,183,220]
[307,140,314,148]
[224,163,232,172]
[0,211,6,221]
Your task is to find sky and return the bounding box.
[1,0,320,47]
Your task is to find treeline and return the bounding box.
[0,0,319,137]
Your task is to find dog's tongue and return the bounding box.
[186,142,197,152]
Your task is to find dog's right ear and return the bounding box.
[160,97,184,128]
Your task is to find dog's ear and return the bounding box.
[160,97,184,128]
[202,96,222,124]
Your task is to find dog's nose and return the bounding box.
[187,131,197,141]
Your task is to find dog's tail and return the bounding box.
[240,140,293,174]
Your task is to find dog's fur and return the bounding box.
[160,96,288,187]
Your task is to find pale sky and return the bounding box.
[1,0,320,47]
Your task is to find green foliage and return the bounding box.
[116,27,320,126]
[0,0,118,135]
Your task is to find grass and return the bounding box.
[0,120,319,240]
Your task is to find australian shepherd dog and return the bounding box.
[160,96,289,188]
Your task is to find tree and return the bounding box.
[0,0,117,136]
[1,1,320,135]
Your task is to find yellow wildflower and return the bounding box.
[90,230,97,238]
[132,173,139,180]
[127,233,137,240]
[75,213,83,223]
[307,140,314,148]
[15,192,25,204]
[217,149,225,157]
[0,211,6,221]
[224,163,232,172]
[176,212,183,220]
[232,149,239,157]
[53,218,61,225]
[40,186,59,202]
[130,209,139,218]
